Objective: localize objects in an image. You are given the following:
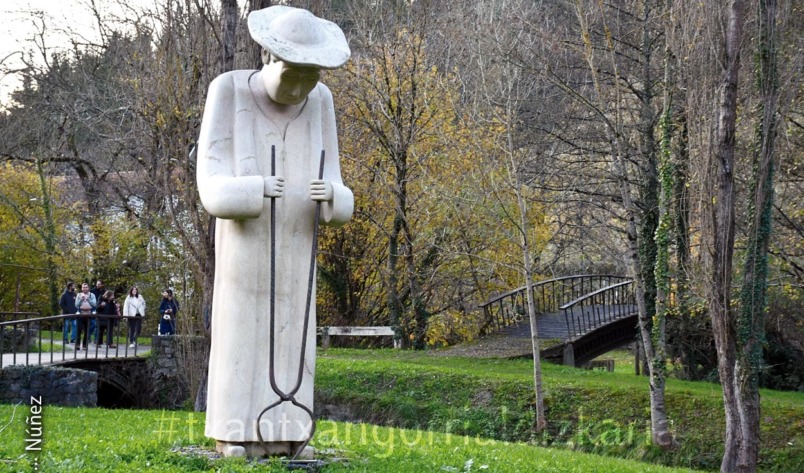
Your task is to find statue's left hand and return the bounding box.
[310,180,333,202]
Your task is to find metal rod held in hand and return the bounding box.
[257,147,325,461]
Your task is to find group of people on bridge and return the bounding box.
[57,280,179,351]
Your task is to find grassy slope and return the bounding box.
[315,349,804,472]
[0,406,699,472]
[0,349,800,472]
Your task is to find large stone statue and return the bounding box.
[196,6,353,458]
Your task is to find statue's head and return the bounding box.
[248,6,350,105]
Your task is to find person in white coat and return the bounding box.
[123,286,146,347]
[197,6,353,459]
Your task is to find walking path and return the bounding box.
[430,320,565,358]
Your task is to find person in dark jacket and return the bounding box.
[158,289,178,336]
[58,282,78,343]
[96,290,118,348]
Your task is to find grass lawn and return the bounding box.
[315,349,804,472]
[0,405,701,472]
[10,329,154,357]
[37,329,153,347]
[0,348,800,471]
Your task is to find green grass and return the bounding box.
[18,330,152,354]
[0,348,800,471]
[590,349,639,375]
[19,339,152,355]
[314,349,804,472]
[109,335,153,346]
[0,405,700,472]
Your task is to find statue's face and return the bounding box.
[262,57,320,105]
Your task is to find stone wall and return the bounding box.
[1,327,37,353]
[0,365,97,407]
[149,336,182,377]
[0,336,209,410]
[147,336,208,409]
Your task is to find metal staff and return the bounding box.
[256,146,325,461]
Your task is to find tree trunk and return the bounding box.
[221,0,238,73]
[405,221,427,349]
[388,158,408,347]
[735,0,779,470]
[388,216,404,346]
[517,179,546,433]
[250,0,273,69]
[674,113,694,379]
[573,0,672,445]
[705,1,745,470]
[194,216,215,413]
[650,36,677,448]
[35,158,59,316]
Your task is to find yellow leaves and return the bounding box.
[0,163,41,213]
[322,26,554,344]
[425,309,485,347]
[0,162,76,312]
[154,109,166,128]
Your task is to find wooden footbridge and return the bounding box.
[479,275,638,366]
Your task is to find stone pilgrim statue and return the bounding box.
[196,6,353,458]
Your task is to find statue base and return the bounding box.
[216,440,314,459]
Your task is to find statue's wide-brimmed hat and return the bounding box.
[248,6,350,69]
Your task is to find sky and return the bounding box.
[0,0,261,107]
[0,0,230,106]
[0,0,104,105]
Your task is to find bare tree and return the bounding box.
[733,0,780,470]
[701,0,745,470]
[535,0,673,446]
[338,1,442,348]
[459,0,559,433]
[249,0,272,68]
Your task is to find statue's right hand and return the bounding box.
[264,176,286,198]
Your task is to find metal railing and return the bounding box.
[479,275,631,335]
[559,280,636,339]
[0,313,149,368]
[0,312,40,322]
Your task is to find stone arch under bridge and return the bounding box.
[60,358,150,408]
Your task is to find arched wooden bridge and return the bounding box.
[479,275,638,366]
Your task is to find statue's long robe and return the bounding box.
[198,70,353,443]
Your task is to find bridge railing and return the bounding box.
[560,280,636,339]
[0,312,40,322]
[478,275,631,335]
[0,314,149,368]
